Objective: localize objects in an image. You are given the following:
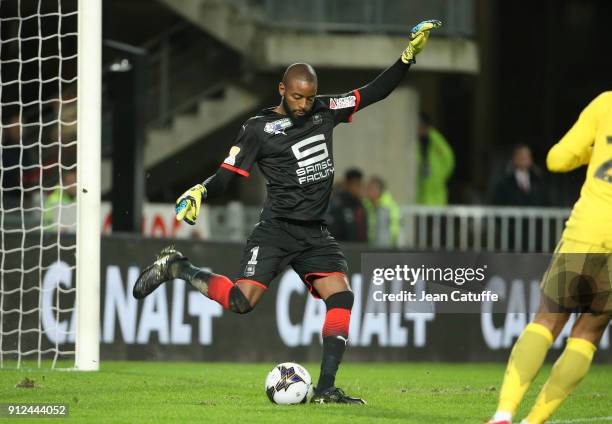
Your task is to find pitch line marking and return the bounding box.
[548,417,612,423]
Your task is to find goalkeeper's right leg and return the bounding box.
[132,246,187,299]
[133,246,255,314]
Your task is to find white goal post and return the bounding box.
[75,0,101,371]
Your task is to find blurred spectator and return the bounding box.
[49,83,77,141]
[44,168,77,226]
[40,85,78,190]
[416,112,455,205]
[2,115,22,207]
[1,114,38,209]
[492,143,549,206]
[363,176,400,247]
[327,168,367,242]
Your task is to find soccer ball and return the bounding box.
[265,362,314,405]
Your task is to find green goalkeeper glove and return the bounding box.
[175,184,206,225]
[401,19,443,64]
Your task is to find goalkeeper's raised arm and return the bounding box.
[359,19,442,108]
[318,19,442,125]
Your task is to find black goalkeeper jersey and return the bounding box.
[220,91,361,222]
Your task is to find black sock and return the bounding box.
[316,291,354,394]
[175,261,212,295]
[316,336,347,393]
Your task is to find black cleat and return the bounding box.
[133,246,187,299]
[311,387,366,405]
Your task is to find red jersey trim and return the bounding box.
[347,89,361,123]
[304,272,347,282]
[235,279,268,290]
[221,163,250,177]
[302,272,348,300]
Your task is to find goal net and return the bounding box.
[0,0,100,370]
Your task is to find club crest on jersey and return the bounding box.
[329,96,356,110]
[312,114,322,125]
[245,264,255,277]
[223,146,241,166]
[264,118,292,135]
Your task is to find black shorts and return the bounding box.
[236,218,348,298]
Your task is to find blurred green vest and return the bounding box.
[416,127,455,205]
[44,188,75,226]
[363,191,400,247]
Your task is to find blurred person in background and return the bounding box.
[488,92,612,424]
[327,168,368,243]
[363,175,400,247]
[1,114,23,209]
[416,112,455,205]
[43,168,77,227]
[41,85,78,191]
[492,143,549,206]
[49,83,77,143]
[1,113,38,209]
[133,20,443,405]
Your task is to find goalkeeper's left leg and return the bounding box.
[308,275,365,405]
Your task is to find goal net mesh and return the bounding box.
[0,0,79,369]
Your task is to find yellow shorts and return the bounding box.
[540,239,612,313]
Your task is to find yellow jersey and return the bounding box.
[546,91,612,249]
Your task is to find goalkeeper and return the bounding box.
[488,92,612,424]
[133,20,442,404]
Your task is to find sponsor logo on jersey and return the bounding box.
[264,118,292,135]
[223,146,241,166]
[329,96,356,110]
[292,134,334,184]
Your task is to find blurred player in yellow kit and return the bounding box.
[488,92,612,424]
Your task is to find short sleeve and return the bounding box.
[220,123,261,177]
[318,89,362,126]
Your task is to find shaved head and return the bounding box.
[277,63,318,125]
[282,63,318,86]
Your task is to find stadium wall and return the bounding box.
[331,86,419,205]
[3,234,610,363]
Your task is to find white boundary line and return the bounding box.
[548,417,612,423]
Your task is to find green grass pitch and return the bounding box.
[1,362,610,423]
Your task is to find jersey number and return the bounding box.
[291,134,328,167]
[248,246,259,265]
[244,246,259,277]
[594,136,612,183]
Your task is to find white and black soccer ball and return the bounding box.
[265,362,314,405]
